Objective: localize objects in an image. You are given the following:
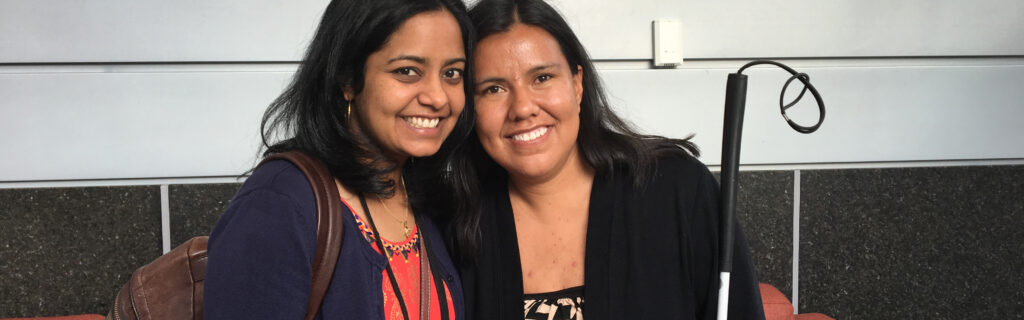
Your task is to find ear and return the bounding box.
[340,80,355,102]
[573,64,584,106]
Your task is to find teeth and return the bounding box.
[404,117,439,128]
[511,126,548,142]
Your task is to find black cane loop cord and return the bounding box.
[738,60,825,134]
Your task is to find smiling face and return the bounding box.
[345,9,466,161]
[473,23,585,183]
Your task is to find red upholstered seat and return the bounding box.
[761,282,796,320]
[760,283,835,320]
[7,284,834,320]
[0,315,104,320]
[795,313,836,320]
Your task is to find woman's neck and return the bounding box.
[508,150,595,222]
[334,156,414,242]
[373,162,408,205]
[509,150,593,293]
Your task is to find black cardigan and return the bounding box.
[459,154,765,320]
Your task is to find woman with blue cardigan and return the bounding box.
[203,0,475,318]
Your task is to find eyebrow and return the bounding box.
[475,63,560,86]
[387,55,467,66]
[528,63,559,74]
[387,55,426,64]
[443,57,468,67]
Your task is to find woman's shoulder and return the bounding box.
[649,151,717,190]
[211,160,319,237]
[233,159,317,208]
[204,160,326,319]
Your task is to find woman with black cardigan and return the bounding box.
[445,0,765,319]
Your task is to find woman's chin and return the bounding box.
[502,161,557,182]
[401,145,444,159]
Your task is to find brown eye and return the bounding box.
[536,74,552,83]
[443,69,463,84]
[393,67,421,77]
[444,69,463,80]
[480,85,504,95]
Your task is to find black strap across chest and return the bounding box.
[359,193,449,320]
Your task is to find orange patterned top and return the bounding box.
[344,198,456,320]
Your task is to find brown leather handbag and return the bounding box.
[107,151,344,320]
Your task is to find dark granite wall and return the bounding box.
[0,186,161,317]
[716,171,795,298]
[738,171,794,298]
[168,183,242,247]
[3,165,1022,318]
[800,166,1024,319]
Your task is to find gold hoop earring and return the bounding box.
[346,101,351,120]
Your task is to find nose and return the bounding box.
[507,88,539,121]
[417,76,449,110]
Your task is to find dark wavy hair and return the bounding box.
[260,0,475,210]
[447,0,699,261]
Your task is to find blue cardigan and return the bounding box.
[204,160,464,319]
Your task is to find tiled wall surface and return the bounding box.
[2,165,1022,318]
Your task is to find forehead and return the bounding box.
[474,23,567,75]
[374,9,465,59]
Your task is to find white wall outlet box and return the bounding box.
[653,18,684,67]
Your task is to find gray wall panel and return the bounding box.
[676,0,1024,58]
[3,64,1023,181]
[0,70,289,181]
[3,0,1021,63]
[0,0,326,63]
[604,64,1024,165]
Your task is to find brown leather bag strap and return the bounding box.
[260,150,344,320]
[419,235,431,320]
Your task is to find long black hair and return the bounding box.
[260,0,475,210]
[447,0,699,261]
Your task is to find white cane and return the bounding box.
[717,60,825,320]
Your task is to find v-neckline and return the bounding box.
[492,172,616,320]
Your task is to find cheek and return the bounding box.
[356,76,392,113]
[549,87,582,118]
[473,114,494,139]
[474,105,505,138]
[448,87,466,116]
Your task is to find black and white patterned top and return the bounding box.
[523,286,584,320]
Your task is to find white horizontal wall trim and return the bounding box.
[0,63,301,74]
[673,56,1024,69]
[3,56,1021,75]
[705,158,1024,172]
[3,158,1023,189]
[0,176,247,189]
[593,56,1024,71]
